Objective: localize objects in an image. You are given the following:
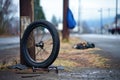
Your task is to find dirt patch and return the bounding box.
[0,34,16,38]
[0,48,20,69]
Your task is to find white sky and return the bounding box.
[13,0,19,17]
[41,0,120,21]
[13,0,120,21]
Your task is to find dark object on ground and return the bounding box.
[8,64,28,70]
[108,27,120,34]
[73,42,95,49]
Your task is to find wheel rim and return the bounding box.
[26,26,53,63]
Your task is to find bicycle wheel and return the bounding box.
[21,20,60,68]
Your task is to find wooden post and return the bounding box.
[62,0,69,42]
[20,0,35,65]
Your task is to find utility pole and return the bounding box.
[115,0,118,28]
[78,0,81,33]
[98,8,103,34]
[20,0,35,65]
[108,8,110,18]
[62,0,69,42]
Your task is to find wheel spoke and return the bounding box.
[32,27,53,62]
[22,20,60,67]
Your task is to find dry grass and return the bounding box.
[0,36,110,70]
[53,36,109,68]
[0,59,19,70]
[0,48,20,70]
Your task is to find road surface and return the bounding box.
[71,34,120,58]
[0,36,20,50]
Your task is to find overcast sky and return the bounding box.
[13,0,120,21]
[41,0,120,21]
[13,0,19,17]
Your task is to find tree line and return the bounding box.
[0,0,19,36]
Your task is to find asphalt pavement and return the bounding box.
[0,36,20,50]
[0,68,120,80]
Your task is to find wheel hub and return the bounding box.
[35,41,44,49]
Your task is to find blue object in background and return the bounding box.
[67,8,76,29]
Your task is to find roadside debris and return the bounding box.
[8,64,28,70]
[73,42,95,49]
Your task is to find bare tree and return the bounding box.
[0,0,16,35]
